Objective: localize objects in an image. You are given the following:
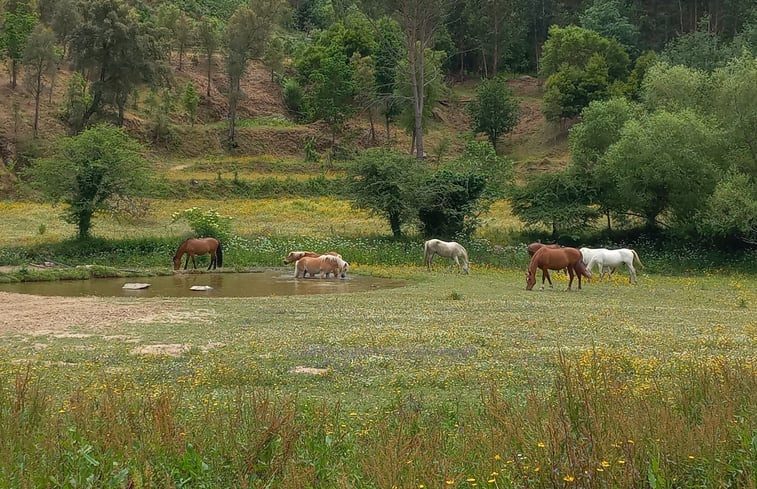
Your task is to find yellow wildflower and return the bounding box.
[563,475,575,482]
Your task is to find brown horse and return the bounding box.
[173,237,223,271]
[527,242,561,256]
[526,247,592,291]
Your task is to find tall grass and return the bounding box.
[1,355,753,488]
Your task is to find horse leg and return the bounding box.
[452,256,460,273]
[191,255,197,269]
[183,255,189,270]
[567,266,575,290]
[627,262,637,284]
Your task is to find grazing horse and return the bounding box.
[527,242,561,256]
[294,255,349,278]
[579,247,612,276]
[583,248,643,283]
[526,247,592,291]
[173,237,223,271]
[423,239,469,274]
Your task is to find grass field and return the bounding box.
[1,266,755,487]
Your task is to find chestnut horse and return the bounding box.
[527,242,561,256]
[173,237,223,271]
[526,247,592,291]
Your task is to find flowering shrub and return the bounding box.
[171,207,232,242]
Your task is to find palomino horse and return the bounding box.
[423,239,469,274]
[294,254,349,278]
[526,246,592,291]
[284,251,342,277]
[173,237,223,271]
[581,247,643,283]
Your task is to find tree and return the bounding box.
[641,61,710,113]
[542,54,610,121]
[510,170,599,238]
[348,148,427,237]
[395,0,445,159]
[467,76,520,150]
[373,16,403,143]
[661,24,729,72]
[2,1,37,88]
[26,124,153,239]
[602,110,722,229]
[309,47,357,145]
[182,81,199,126]
[69,0,164,128]
[155,3,181,63]
[50,0,80,59]
[466,0,525,75]
[417,169,488,239]
[175,12,196,71]
[696,171,757,244]
[579,0,639,54]
[350,52,378,143]
[197,15,221,97]
[540,25,629,81]
[225,0,283,145]
[22,24,58,137]
[61,72,91,135]
[262,35,285,82]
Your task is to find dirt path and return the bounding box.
[0,291,173,335]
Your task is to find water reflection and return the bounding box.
[0,269,407,298]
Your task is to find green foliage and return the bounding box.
[2,1,37,88]
[417,169,488,239]
[262,35,285,81]
[70,0,165,127]
[661,26,730,72]
[25,124,153,239]
[602,110,723,229]
[454,139,514,200]
[309,47,357,143]
[181,81,200,126]
[696,171,757,244]
[579,0,640,54]
[171,206,232,241]
[22,24,58,135]
[60,72,91,134]
[197,15,222,96]
[467,76,520,149]
[510,170,599,237]
[540,25,630,81]
[146,89,175,145]
[543,55,610,121]
[641,62,710,113]
[348,148,427,237]
[50,0,80,57]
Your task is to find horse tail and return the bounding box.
[216,242,223,268]
[632,249,643,268]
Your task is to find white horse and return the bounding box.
[582,247,643,283]
[580,247,612,276]
[423,239,469,274]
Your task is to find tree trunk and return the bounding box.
[409,41,425,160]
[33,72,42,137]
[78,210,93,239]
[178,47,184,71]
[389,211,402,238]
[11,59,17,89]
[606,211,612,231]
[228,77,239,144]
[385,109,391,145]
[368,109,376,144]
[206,52,213,97]
[492,9,499,75]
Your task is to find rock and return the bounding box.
[122,283,151,290]
[189,285,213,291]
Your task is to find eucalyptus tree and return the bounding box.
[22,24,58,136]
[2,0,36,88]
[197,15,222,96]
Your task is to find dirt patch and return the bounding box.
[0,291,172,335]
[290,366,329,375]
[131,343,190,357]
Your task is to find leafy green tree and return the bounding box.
[467,76,520,150]
[540,25,629,81]
[182,81,200,126]
[454,139,514,200]
[26,124,153,239]
[602,110,723,229]
[641,61,710,113]
[348,148,427,237]
[568,97,642,229]
[696,171,757,244]
[350,52,378,143]
[70,0,164,128]
[282,78,306,119]
[661,24,729,72]
[373,16,403,142]
[2,1,37,88]
[466,0,525,75]
[60,72,91,135]
[417,169,487,239]
[155,3,181,63]
[710,52,757,175]
[225,0,283,145]
[50,0,80,58]
[543,54,610,121]
[579,0,639,54]
[197,15,222,97]
[310,47,357,145]
[510,170,599,238]
[262,35,285,82]
[22,24,58,136]
[175,11,196,71]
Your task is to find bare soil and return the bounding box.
[0,291,172,335]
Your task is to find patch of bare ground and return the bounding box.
[131,343,190,357]
[290,366,329,375]
[0,291,173,335]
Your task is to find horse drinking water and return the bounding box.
[526,247,592,291]
[173,237,223,271]
[423,239,469,274]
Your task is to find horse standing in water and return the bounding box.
[173,237,223,271]
[424,239,469,274]
[526,247,592,290]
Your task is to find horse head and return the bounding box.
[526,270,536,290]
[172,255,181,270]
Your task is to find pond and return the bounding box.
[0,269,408,298]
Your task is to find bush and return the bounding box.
[171,207,232,242]
[282,78,306,120]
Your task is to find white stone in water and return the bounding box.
[122,283,151,290]
[189,285,213,291]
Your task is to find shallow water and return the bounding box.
[0,269,407,298]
